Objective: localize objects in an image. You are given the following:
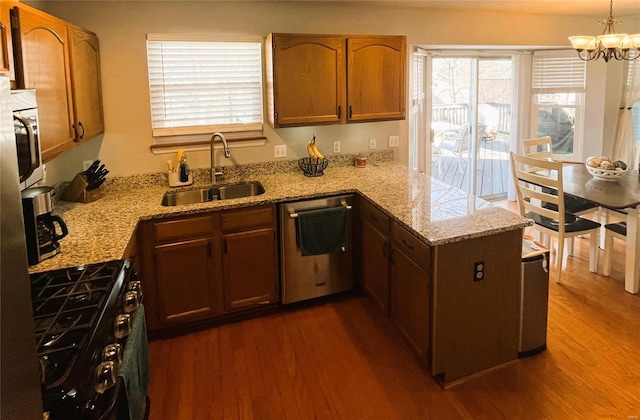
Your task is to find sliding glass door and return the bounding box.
[429,55,512,199]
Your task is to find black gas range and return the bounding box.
[29,259,147,420]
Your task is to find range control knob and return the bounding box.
[114,314,131,339]
[102,343,122,363]
[123,291,140,313]
[128,280,143,298]
[94,361,118,394]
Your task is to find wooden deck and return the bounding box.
[432,136,510,199]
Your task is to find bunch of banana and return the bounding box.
[307,135,324,160]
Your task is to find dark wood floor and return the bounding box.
[432,137,509,199]
[147,202,640,419]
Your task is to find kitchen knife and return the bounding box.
[87,170,109,190]
[85,159,100,175]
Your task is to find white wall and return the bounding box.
[26,1,638,183]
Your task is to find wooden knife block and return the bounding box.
[62,173,102,203]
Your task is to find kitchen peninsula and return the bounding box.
[30,159,530,385]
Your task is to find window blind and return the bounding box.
[532,51,586,94]
[146,37,263,138]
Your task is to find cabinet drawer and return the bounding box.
[391,222,430,272]
[153,214,215,242]
[361,200,390,236]
[221,205,275,233]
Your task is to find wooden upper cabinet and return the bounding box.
[266,34,346,128]
[265,33,406,128]
[10,3,104,162]
[0,1,15,82]
[69,26,104,143]
[12,5,75,161]
[347,36,406,122]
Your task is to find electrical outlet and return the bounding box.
[388,135,400,148]
[473,261,485,282]
[82,160,94,171]
[274,144,287,158]
[333,141,341,154]
[369,138,377,150]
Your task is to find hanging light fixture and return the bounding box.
[568,0,640,62]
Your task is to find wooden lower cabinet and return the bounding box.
[221,207,278,311]
[362,221,390,315]
[138,205,279,333]
[361,199,391,315]
[358,197,521,385]
[155,237,217,325]
[361,198,432,363]
[390,230,431,363]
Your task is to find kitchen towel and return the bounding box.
[296,206,348,256]
[119,303,150,420]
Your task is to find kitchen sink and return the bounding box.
[161,181,265,206]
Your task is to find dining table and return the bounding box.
[562,163,640,294]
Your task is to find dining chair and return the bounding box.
[509,151,601,283]
[602,222,626,277]
[521,136,600,253]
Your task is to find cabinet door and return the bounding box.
[69,26,103,142]
[391,246,430,361]
[222,228,278,311]
[362,221,390,316]
[0,2,15,81]
[13,6,75,161]
[155,238,217,325]
[268,34,346,127]
[347,36,406,122]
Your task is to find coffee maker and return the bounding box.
[21,186,68,266]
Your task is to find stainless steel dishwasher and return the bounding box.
[280,195,354,304]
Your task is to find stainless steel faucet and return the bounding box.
[210,132,231,183]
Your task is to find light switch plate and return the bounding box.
[274,144,287,158]
[388,135,400,148]
[333,141,341,153]
[369,138,377,150]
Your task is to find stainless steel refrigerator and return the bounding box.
[0,73,43,418]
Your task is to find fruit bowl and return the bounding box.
[585,164,628,181]
[298,157,328,177]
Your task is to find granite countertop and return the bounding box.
[30,155,531,273]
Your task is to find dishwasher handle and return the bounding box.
[288,201,352,219]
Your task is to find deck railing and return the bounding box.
[433,103,511,135]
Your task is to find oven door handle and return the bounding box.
[14,112,38,182]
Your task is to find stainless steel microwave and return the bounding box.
[12,89,43,191]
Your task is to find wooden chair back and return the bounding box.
[509,151,565,225]
[522,136,553,160]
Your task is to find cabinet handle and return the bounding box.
[349,105,353,119]
[1,23,8,71]
[337,105,341,119]
[72,124,79,141]
[401,239,415,251]
[78,122,85,140]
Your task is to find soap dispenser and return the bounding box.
[168,151,193,187]
[179,153,189,182]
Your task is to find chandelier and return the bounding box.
[568,0,640,62]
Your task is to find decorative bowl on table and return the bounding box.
[585,156,628,182]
